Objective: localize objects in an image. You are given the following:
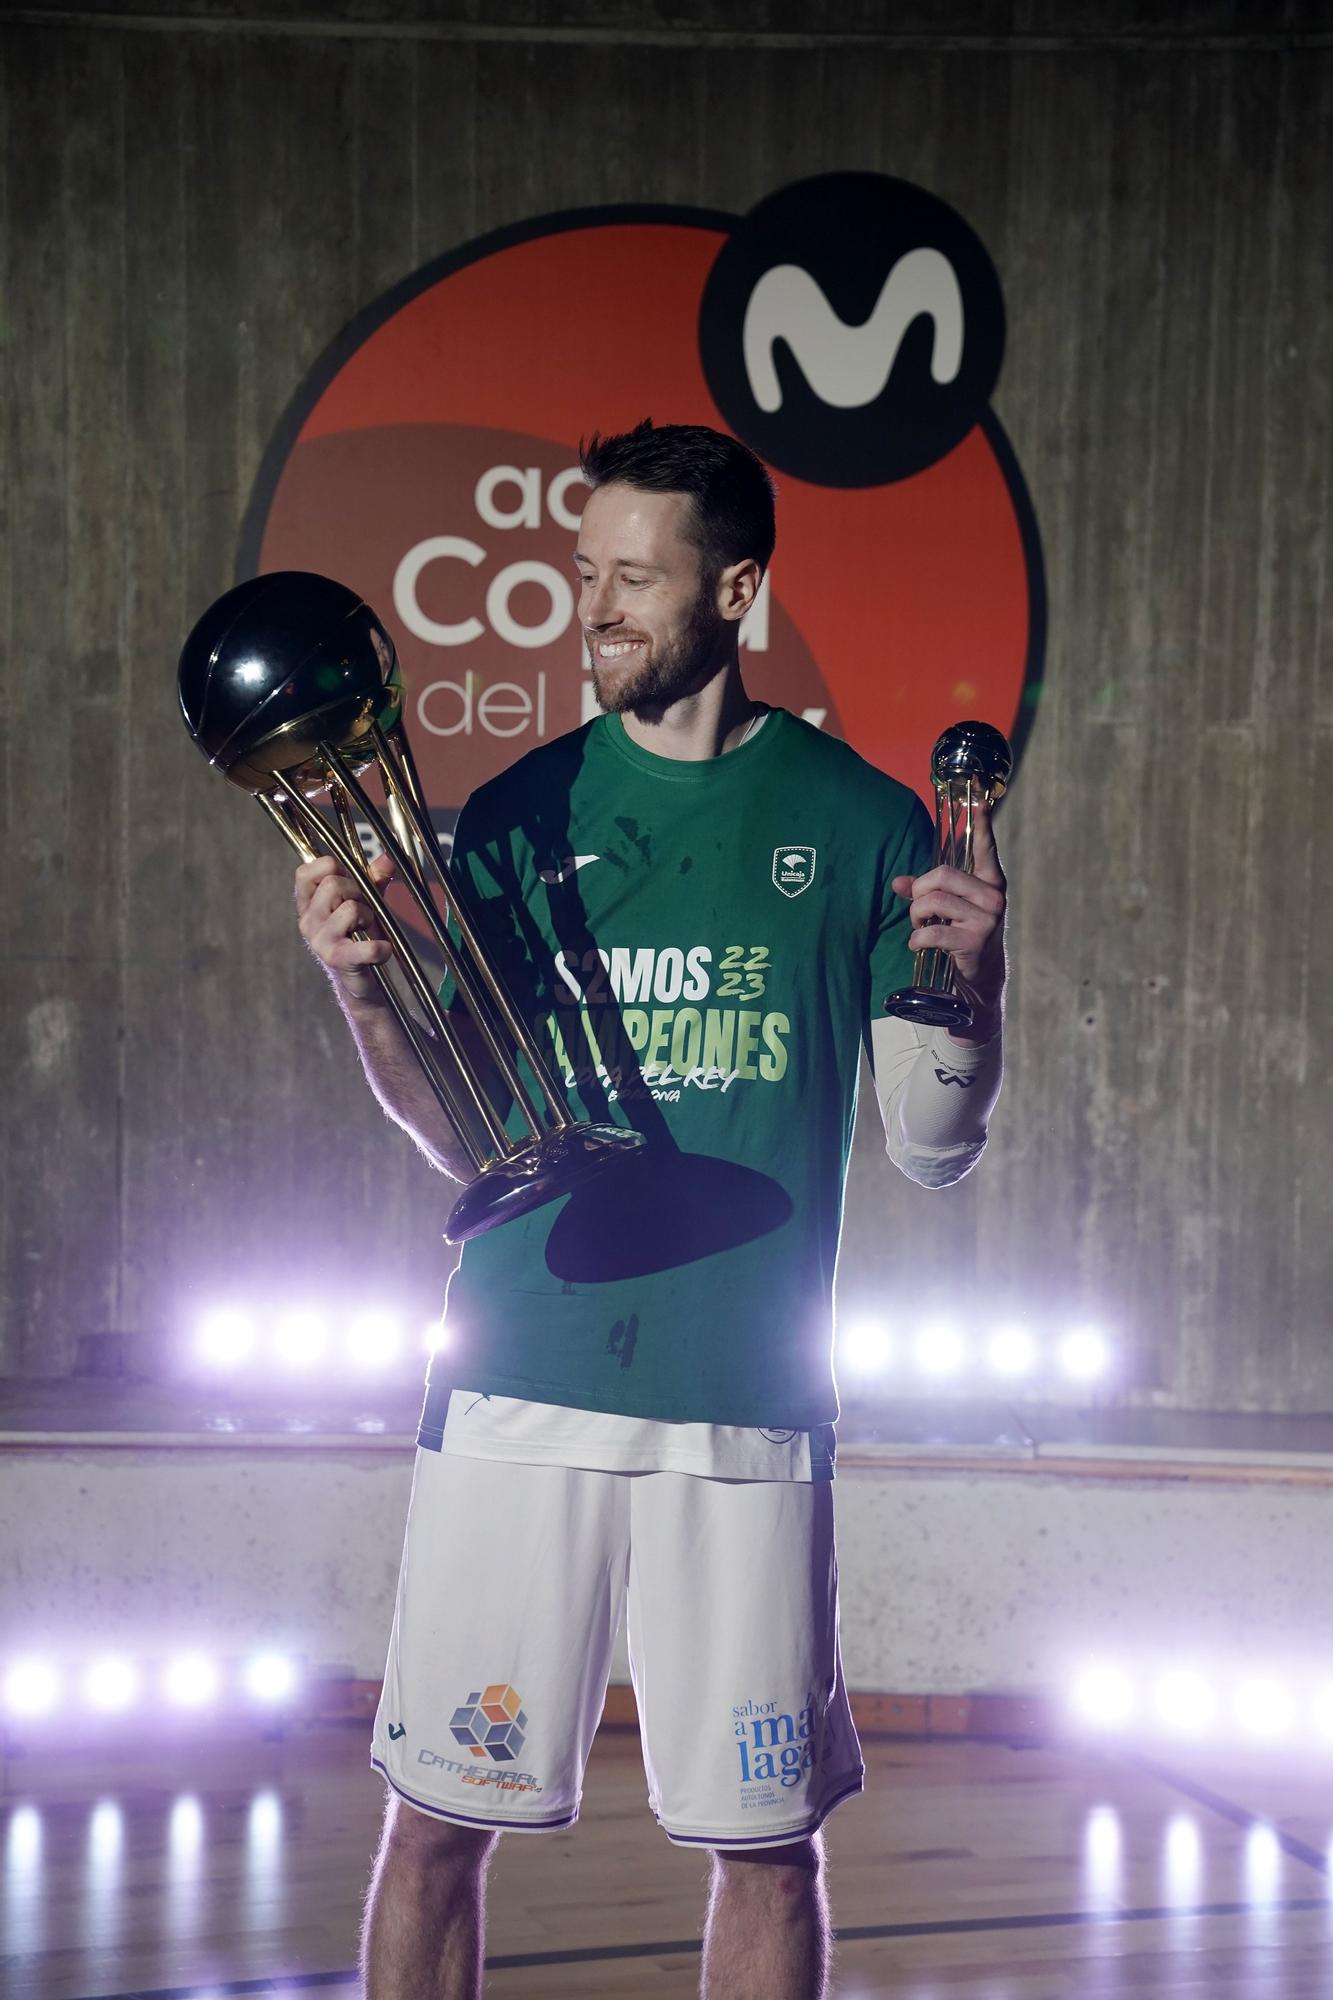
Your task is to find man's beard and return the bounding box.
[586,587,725,716]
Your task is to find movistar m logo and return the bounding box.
[743,253,964,414]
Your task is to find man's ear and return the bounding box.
[717,558,762,623]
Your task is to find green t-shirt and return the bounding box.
[433,706,933,1428]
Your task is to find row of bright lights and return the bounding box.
[837,1319,1110,1384]
[197,1308,1110,1386]
[1072,1663,1333,1744]
[3,1653,299,1719]
[194,1306,443,1371]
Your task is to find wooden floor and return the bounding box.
[5,1722,1333,1998]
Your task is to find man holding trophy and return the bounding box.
[252,422,1008,1998]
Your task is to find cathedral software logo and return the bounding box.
[449,1682,528,1763]
[240,173,1044,845]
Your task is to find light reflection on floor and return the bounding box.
[4,1802,42,1959]
[7,1742,1333,1998]
[87,1799,124,1946]
[1163,1810,1202,1904]
[167,1793,205,1941]
[247,1786,285,1911]
[1082,1801,1122,1906]
[1244,1818,1286,1954]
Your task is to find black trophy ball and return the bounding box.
[177,571,402,794]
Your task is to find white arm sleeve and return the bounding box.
[868,1015,1003,1189]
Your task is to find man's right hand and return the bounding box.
[295,852,397,1004]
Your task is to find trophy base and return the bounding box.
[882,985,975,1031]
[445,1123,647,1244]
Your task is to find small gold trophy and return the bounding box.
[883,719,1013,1032]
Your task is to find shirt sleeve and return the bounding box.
[868,1014,1003,1188]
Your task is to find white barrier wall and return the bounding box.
[3,1446,1330,1694]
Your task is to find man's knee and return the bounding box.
[380,1790,498,1876]
[711,1832,823,1909]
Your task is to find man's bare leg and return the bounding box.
[700,1833,829,2000]
[361,1791,497,2000]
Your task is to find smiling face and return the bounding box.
[574,483,736,716]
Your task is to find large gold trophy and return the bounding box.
[883,720,1013,1032]
[177,570,643,1241]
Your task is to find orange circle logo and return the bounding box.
[242,181,1043,838]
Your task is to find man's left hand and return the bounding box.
[891,797,1007,1038]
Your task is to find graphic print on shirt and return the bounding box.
[544,940,790,1104]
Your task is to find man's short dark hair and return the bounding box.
[579,420,776,578]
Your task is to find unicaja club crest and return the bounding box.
[773,846,817,899]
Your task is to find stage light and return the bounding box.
[1153,1669,1216,1736]
[1059,1325,1109,1381]
[345,1310,403,1369]
[82,1657,140,1714]
[196,1307,256,1368]
[914,1321,965,1378]
[1234,1676,1295,1741]
[243,1653,296,1703]
[3,1659,61,1718]
[272,1307,327,1370]
[162,1654,219,1709]
[1071,1663,1135,1729]
[987,1324,1037,1378]
[423,1317,447,1356]
[838,1319,892,1375]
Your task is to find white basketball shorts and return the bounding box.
[371,1448,864,1847]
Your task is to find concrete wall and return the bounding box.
[3,1,1331,1411]
[4,1444,1330,1693]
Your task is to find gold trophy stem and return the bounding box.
[908,779,962,1000]
[319,738,570,1137]
[367,723,574,1132]
[323,789,496,1174]
[265,784,514,1159]
[255,793,490,1171]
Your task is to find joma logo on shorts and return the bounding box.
[733,1693,818,1789]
